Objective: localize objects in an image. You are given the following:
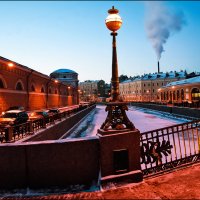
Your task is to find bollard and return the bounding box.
[5,125,13,142]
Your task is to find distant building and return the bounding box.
[119,71,198,102]
[50,68,79,104]
[79,80,98,101]
[50,69,78,88]
[158,76,200,104]
[79,80,108,102]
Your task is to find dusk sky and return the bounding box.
[0,1,199,83]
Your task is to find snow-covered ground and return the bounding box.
[67,105,189,138]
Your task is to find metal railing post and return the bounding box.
[42,119,46,128]
[28,120,34,134]
[5,125,13,142]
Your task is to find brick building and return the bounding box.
[0,56,78,113]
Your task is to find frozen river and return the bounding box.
[67,105,189,138]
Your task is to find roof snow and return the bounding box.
[163,76,200,88]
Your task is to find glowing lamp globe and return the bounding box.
[105,6,122,32]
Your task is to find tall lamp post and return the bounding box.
[97,7,143,184]
[99,6,134,133]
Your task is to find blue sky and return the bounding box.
[0,1,199,83]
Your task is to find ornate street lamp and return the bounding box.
[99,6,135,133]
[105,6,122,101]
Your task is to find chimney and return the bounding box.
[158,61,160,73]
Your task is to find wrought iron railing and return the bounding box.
[0,128,5,142]
[0,104,94,143]
[140,120,200,177]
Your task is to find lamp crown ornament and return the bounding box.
[105,6,122,32]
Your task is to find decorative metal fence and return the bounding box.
[0,104,93,143]
[140,120,200,177]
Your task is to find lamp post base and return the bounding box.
[99,102,135,133]
[97,128,143,186]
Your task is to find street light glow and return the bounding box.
[8,63,14,67]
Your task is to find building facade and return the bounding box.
[50,69,79,104]
[158,76,200,104]
[0,56,78,113]
[79,80,98,101]
[79,80,109,102]
[119,71,188,102]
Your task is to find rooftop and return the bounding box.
[120,71,200,84]
[51,68,77,74]
[163,75,200,88]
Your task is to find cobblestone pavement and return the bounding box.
[1,163,200,199]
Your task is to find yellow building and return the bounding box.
[79,80,99,101]
[119,71,186,102]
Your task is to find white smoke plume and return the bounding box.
[145,2,186,61]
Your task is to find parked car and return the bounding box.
[29,110,50,123]
[48,108,60,114]
[0,110,28,127]
[7,106,25,111]
[48,108,61,120]
[28,112,43,121]
[1,106,25,115]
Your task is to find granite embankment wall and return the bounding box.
[0,138,99,189]
[0,104,99,190]
[131,102,200,119]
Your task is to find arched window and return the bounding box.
[41,87,45,93]
[191,88,200,100]
[181,89,184,100]
[173,91,176,101]
[169,91,172,101]
[161,92,163,100]
[0,78,4,88]
[0,75,7,89]
[177,90,180,100]
[31,85,35,92]
[16,82,23,91]
[55,89,58,94]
